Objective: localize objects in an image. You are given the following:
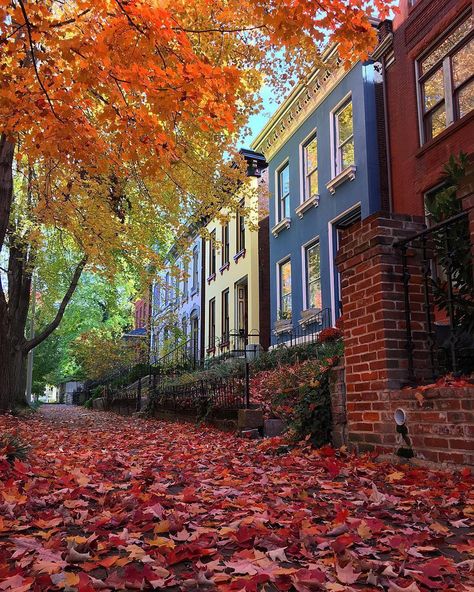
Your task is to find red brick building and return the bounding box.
[335,0,474,466]
[379,0,473,215]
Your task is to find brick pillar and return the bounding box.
[335,213,430,450]
[458,154,474,283]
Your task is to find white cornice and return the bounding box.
[251,54,354,161]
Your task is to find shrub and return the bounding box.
[318,327,343,343]
[250,355,339,445]
[0,433,30,463]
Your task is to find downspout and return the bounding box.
[382,54,393,213]
[200,236,206,361]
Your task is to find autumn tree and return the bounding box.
[0,0,391,411]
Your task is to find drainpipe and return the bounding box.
[381,54,393,213]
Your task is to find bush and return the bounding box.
[250,355,339,445]
[318,327,343,343]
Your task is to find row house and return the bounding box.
[204,150,269,357]
[150,228,204,364]
[150,149,269,363]
[251,38,386,345]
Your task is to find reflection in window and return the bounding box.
[303,135,318,200]
[306,242,322,310]
[278,164,290,221]
[279,259,292,317]
[335,100,354,175]
[418,13,473,142]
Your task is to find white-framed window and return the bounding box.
[305,241,322,310]
[221,289,230,343]
[277,162,290,221]
[278,258,292,318]
[208,298,216,348]
[192,245,199,291]
[334,100,354,175]
[417,12,473,143]
[303,134,318,200]
[164,271,170,305]
[182,260,188,298]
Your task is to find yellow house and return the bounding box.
[204,149,269,358]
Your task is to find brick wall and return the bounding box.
[336,211,474,466]
[386,0,474,217]
[366,387,474,467]
[329,365,347,448]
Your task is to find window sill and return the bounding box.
[271,217,291,237]
[206,346,216,355]
[207,273,216,285]
[416,111,474,158]
[190,287,199,297]
[233,249,246,263]
[219,262,230,275]
[299,308,321,327]
[219,340,230,349]
[326,165,357,195]
[295,194,320,219]
[273,319,293,335]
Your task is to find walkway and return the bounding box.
[0,405,472,591]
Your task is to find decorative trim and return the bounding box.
[271,217,291,237]
[326,165,357,195]
[273,319,293,335]
[219,262,230,275]
[233,249,246,263]
[371,32,394,60]
[295,194,320,219]
[207,273,216,284]
[251,53,347,160]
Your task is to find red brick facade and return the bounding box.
[383,0,474,216]
[336,213,474,466]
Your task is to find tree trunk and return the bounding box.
[0,323,28,412]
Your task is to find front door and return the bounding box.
[190,314,199,363]
[235,279,248,352]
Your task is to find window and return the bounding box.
[279,259,292,318]
[182,315,187,338]
[182,260,188,298]
[334,100,354,175]
[303,134,318,200]
[209,231,216,276]
[222,223,230,265]
[208,298,216,348]
[418,13,473,142]
[192,246,199,291]
[164,272,170,305]
[221,289,230,343]
[277,163,290,221]
[305,242,322,310]
[236,205,246,252]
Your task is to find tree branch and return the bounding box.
[24,256,87,353]
[18,0,62,121]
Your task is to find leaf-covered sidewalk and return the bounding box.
[0,406,473,592]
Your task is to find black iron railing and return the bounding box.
[149,376,245,414]
[274,308,332,347]
[396,211,473,380]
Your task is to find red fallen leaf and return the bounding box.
[420,556,457,577]
[335,559,360,584]
[293,568,326,587]
[332,533,357,554]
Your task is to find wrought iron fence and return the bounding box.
[396,211,473,380]
[274,308,332,347]
[149,376,245,413]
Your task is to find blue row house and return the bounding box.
[150,227,204,365]
[251,38,386,346]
